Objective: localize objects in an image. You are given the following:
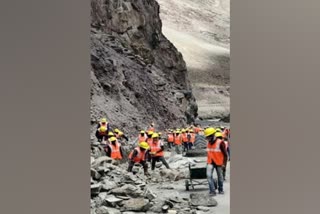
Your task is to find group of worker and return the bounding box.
[94,118,231,196]
[204,126,231,196]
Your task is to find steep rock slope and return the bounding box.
[90,0,198,139]
[157,0,230,121]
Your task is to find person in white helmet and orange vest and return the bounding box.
[127,142,150,176]
[149,133,170,170]
[204,127,228,196]
[104,137,123,160]
[173,130,182,154]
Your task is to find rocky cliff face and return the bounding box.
[90,0,198,139]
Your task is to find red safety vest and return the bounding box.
[207,139,224,165]
[110,142,122,160]
[128,147,146,163]
[150,140,164,157]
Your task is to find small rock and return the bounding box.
[95,206,108,214]
[197,206,210,212]
[122,198,151,212]
[144,189,157,200]
[167,210,177,214]
[91,184,101,196]
[162,205,169,212]
[190,193,218,207]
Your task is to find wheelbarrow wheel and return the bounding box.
[185,180,190,191]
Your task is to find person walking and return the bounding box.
[138,130,147,143]
[167,130,174,149]
[149,133,170,170]
[173,130,182,154]
[204,128,228,196]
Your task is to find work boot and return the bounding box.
[209,191,216,196]
[219,190,225,194]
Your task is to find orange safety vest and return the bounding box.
[174,134,182,145]
[146,138,153,146]
[110,142,122,160]
[138,134,146,143]
[207,139,224,165]
[190,133,196,144]
[194,127,201,134]
[167,133,174,143]
[181,133,188,143]
[128,147,146,162]
[150,140,164,157]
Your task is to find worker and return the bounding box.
[95,126,108,143]
[146,131,154,147]
[174,130,182,154]
[104,137,123,160]
[127,142,150,176]
[147,122,155,132]
[97,118,110,131]
[222,137,230,180]
[150,133,170,170]
[114,128,129,142]
[204,128,228,196]
[181,129,189,152]
[138,130,147,143]
[189,129,196,149]
[167,130,174,149]
[194,124,202,134]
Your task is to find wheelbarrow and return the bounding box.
[185,161,217,191]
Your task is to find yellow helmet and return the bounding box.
[114,128,120,133]
[215,128,222,132]
[181,129,186,133]
[139,142,150,150]
[147,131,154,135]
[100,118,107,123]
[158,132,162,135]
[215,132,223,138]
[189,129,194,133]
[204,127,216,137]
[140,130,145,134]
[109,136,117,142]
[98,126,107,132]
[152,133,159,138]
[108,132,114,137]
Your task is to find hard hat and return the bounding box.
[204,127,216,137]
[158,132,162,136]
[181,129,186,133]
[189,129,194,133]
[215,132,223,138]
[114,128,120,133]
[109,136,117,142]
[152,133,159,138]
[100,118,107,123]
[140,130,145,134]
[139,142,150,150]
[215,128,222,132]
[99,126,107,132]
[108,132,114,136]
[147,131,154,135]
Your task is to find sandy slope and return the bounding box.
[158,0,230,120]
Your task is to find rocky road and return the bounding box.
[91,146,230,214]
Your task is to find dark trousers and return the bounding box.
[188,142,193,150]
[127,160,148,174]
[168,142,173,149]
[222,160,228,179]
[183,142,189,152]
[151,156,170,170]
